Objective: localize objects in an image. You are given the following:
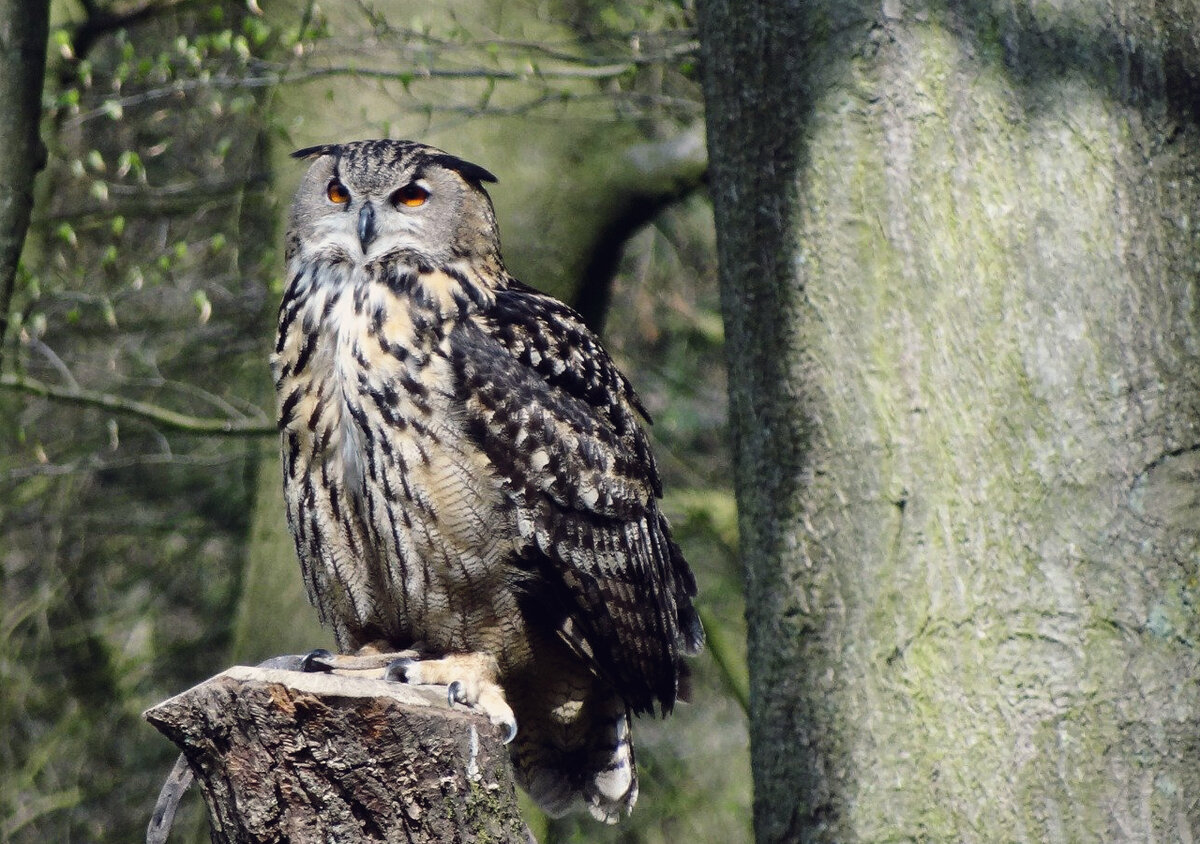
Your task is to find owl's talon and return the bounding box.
[384,656,416,683]
[301,648,334,673]
[499,716,518,745]
[380,652,518,743]
[472,692,518,745]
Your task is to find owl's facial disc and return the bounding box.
[289,140,502,269]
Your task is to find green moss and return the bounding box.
[438,768,528,843]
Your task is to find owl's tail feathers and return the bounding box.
[581,707,638,823]
[517,699,638,824]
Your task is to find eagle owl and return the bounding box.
[271,139,703,822]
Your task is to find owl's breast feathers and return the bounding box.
[272,254,702,715]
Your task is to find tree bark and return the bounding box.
[700,1,1200,841]
[144,666,531,843]
[0,0,49,366]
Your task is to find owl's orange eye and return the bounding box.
[392,183,429,207]
[326,179,350,204]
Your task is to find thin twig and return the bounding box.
[347,29,699,68]
[27,338,80,390]
[63,52,692,127]
[0,372,274,436]
[5,450,246,481]
[146,754,194,844]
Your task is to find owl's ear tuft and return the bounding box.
[291,144,340,161]
[427,153,498,186]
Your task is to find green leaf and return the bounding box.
[116,150,142,179]
[193,290,212,324]
[54,223,77,248]
[243,16,271,45]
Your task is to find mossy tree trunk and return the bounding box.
[0,0,48,364]
[700,1,1200,840]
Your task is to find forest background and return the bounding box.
[0,1,746,842]
[7,0,1200,842]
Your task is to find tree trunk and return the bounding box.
[0,0,49,364]
[145,666,531,843]
[699,1,1200,841]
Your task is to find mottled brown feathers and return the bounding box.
[273,139,702,822]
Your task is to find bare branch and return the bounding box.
[4,451,247,481]
[65,76,699,133]
[62,32,700,129]
[351,28,700,68]
[38,174,271,222]
[0,372,274,436]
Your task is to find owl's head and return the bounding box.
[286,139,501,267]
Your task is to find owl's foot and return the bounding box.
[262,647,421,675]
[262,649,516,742]
[386,652,518,744]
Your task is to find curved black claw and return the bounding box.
[384,656,416,683]
[447,680,466,707]
[300,648,334,673]
[500,718,518,745]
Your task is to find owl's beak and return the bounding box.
[357,202,378,251]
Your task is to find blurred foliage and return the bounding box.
[3,2,278,840]
[0,1,747,842]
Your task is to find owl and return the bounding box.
[271,139,703,823]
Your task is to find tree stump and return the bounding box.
[144,665,532,843]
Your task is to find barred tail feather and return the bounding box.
[583,708,638,823]
[516,696,638,824]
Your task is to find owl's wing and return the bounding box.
[452,280,703,714]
